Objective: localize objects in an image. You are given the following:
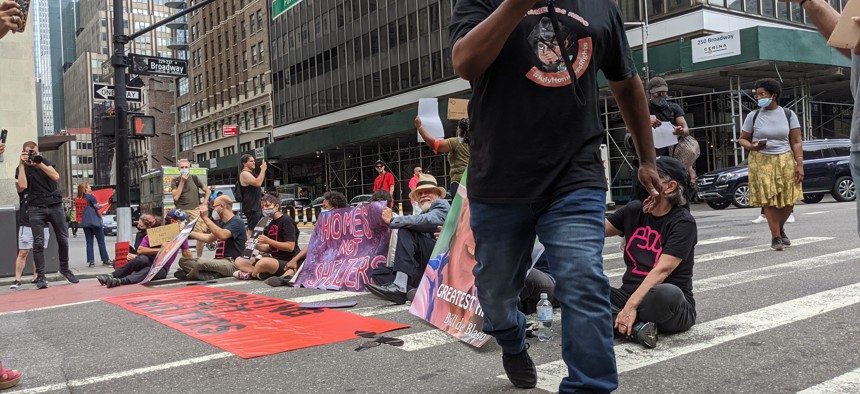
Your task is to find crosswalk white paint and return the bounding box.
[286,291,365,304]
[396,329,459,351]
[797,367,860,394]
[526,281,860,392]
[802,211,828,215]
[603,236,745,261]
[352,304,410,317]
[604,237,831,278]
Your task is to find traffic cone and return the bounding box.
[311,208,317,224]
[293,208,299,224]
[398,202,403,214]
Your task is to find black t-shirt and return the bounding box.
[607,200,697,307]
[265,214,300,261]
[450,0,636,203]
[240,176,261,213]
[15,159,62,207]
[214,215,248,259]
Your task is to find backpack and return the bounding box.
[750,107,792,138]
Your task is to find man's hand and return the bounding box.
[0,1,23,39]
[637,163,663,202]
[0,143,5,155]
[673,125,685,136]
[614,304,638,337]
[381,207,393,224]
[414,116,423,129]
[198,205,209,216]
[433,225,442,240]
[19,151,28,164]
[180,173,188,182]
[650,116,661,128]
[259,160,267,172]
[256,235,271,245]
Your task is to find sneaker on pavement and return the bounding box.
[174,270,188,281]
[631,322,658,348]
[771,237,784,251]
[365,282,407,305]
[193,271,220,281]
[264,276,288,287]
[233,271,253,280]
[502,344,537,389]
[106,277,122,288]
[96,274,112,286]
[35,276,48,290]
[780,230,791,247]
[257,272,273,281]
[59,270,79,284]
[786,213,795,223]
[9,280,22,289]
[751,215,767,224]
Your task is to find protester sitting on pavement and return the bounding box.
[176,195,247,281]
[233,194,301,281]
[98,213,192,288]
[416,116,471,198]
[263,191,348,287]
[369,190,399,266]
[366,173,450,304]
[605,156,698,348]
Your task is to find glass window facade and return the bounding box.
[270,0,456,126]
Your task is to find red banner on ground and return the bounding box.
[102,287,410,359]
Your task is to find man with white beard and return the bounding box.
[367,173,450,304]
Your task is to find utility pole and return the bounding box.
[111,0,217,241]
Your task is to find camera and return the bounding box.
[28,151,43,164]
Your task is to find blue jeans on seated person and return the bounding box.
[470,188,617,393]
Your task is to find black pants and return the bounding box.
[244,210,262,231]
[29,204,70,276]
[392,228,436,290]
[70,221,78,236]
[610,284,696,333]
[518,269,558,315]
[112,254,166,284]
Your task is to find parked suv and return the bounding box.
[697,139,856,209]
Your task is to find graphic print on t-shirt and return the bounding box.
[624,225,663,276]
[524,8,592,88]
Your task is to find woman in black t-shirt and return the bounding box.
[605,156,698,348]
[232,194,300,281]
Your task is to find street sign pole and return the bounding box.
[112,0,131,245]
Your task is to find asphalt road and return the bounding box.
[1,197,859,393]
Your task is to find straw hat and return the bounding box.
[409,173,447,201]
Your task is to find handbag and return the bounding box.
[80,196,102,229]
[670,135,701,169]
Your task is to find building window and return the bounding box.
[255,138,266,148]
[178,104,191,123]
[223,146,235,156]
[243,111,249,129]
[253,77,259,95]
[240,142,250,151]
[252,45,258,64]
[180,132,192,152]
[256,10,263,32]
[243,81,249,97]
[241,21,246,39]
[243,51,248,69]
[178,77,189,96]
[262,105,267,124]
[258,42,264,63]
[197,153,207,162]
[260,74,266,92]
[249,14,255,33]
[253,108,258,128]
[209,149,220,159]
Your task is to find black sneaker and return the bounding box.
[265,276,288,287]
[631,322,658,348]
[780,230,791,247]
[174,270,188,281]
[771,237,784,251]
[103,260,113,267]
[193,271,220,281]
[96,274,112,286]
[365,282,407,305]
[35,276,48,290]
[502,343,537,389]
[59,270,79,284]
[106,277,122,288]
[9,280,22,289]
[258,272,273,281]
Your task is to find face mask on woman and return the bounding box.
[262,209,276,218]
[757,97,773,108]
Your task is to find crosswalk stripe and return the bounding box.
[695,248,860,292]
[797,367,860,394]
[352,304,410,317]
[604,237,831,278]
[603,236,745,260]
[526,280,860,392]
[802,211,827,215]
[397,329,459,351]
[286,291,365,303]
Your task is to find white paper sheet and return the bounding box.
[418,98,445,142]
[652,122,678,149]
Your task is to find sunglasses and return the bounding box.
[375,165,383,168]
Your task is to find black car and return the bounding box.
[697,139,856,209]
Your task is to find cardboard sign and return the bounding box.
[146,222,181,247]
[409,171,491,347]
[114,241,130,269]
[295,202,392,292]
[828,0,860,49]
[447,98,469,120]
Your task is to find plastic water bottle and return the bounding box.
[536,293,554,342]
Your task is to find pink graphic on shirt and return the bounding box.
[267,223,281,253]
[625,226,662,276]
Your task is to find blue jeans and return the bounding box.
[84,226,110,264]
[851,152,860,237]
[470,188,617,393]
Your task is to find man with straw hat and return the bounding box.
[367,173,450,304]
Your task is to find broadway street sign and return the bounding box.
[272,0,303,19]
[130,54,188,77]
[93,83,143,103]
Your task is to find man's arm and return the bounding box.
[259,235,296,253]
[415,117,452,153]
[39,163,60,182]
[15,156,27,193]
[199,214,233,241]
[389,200,449,232]
[784,0,850,58]
[609,76,663,198]
[201,181,211,204]
[189,230,216,243]
[172,178,184,201]
[452,0,539,80]
[137,244,162,255]
[240,161,267,187]
[605,219,623,238]
[674,115,690,137]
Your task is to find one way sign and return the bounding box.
[93,83,143,103]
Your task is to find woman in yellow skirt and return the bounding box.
[739,79,804,251]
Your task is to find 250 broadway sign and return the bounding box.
[691,31,741,64]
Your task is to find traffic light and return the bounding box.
[130,115,156,138]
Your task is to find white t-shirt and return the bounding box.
[742,106,800,155]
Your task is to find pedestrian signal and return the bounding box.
[130,115,156,138]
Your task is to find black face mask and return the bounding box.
[650,96,668,108]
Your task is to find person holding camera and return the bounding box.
[15,141,77,289]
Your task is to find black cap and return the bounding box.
[375,160,385,166]
[656,156,691,191]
